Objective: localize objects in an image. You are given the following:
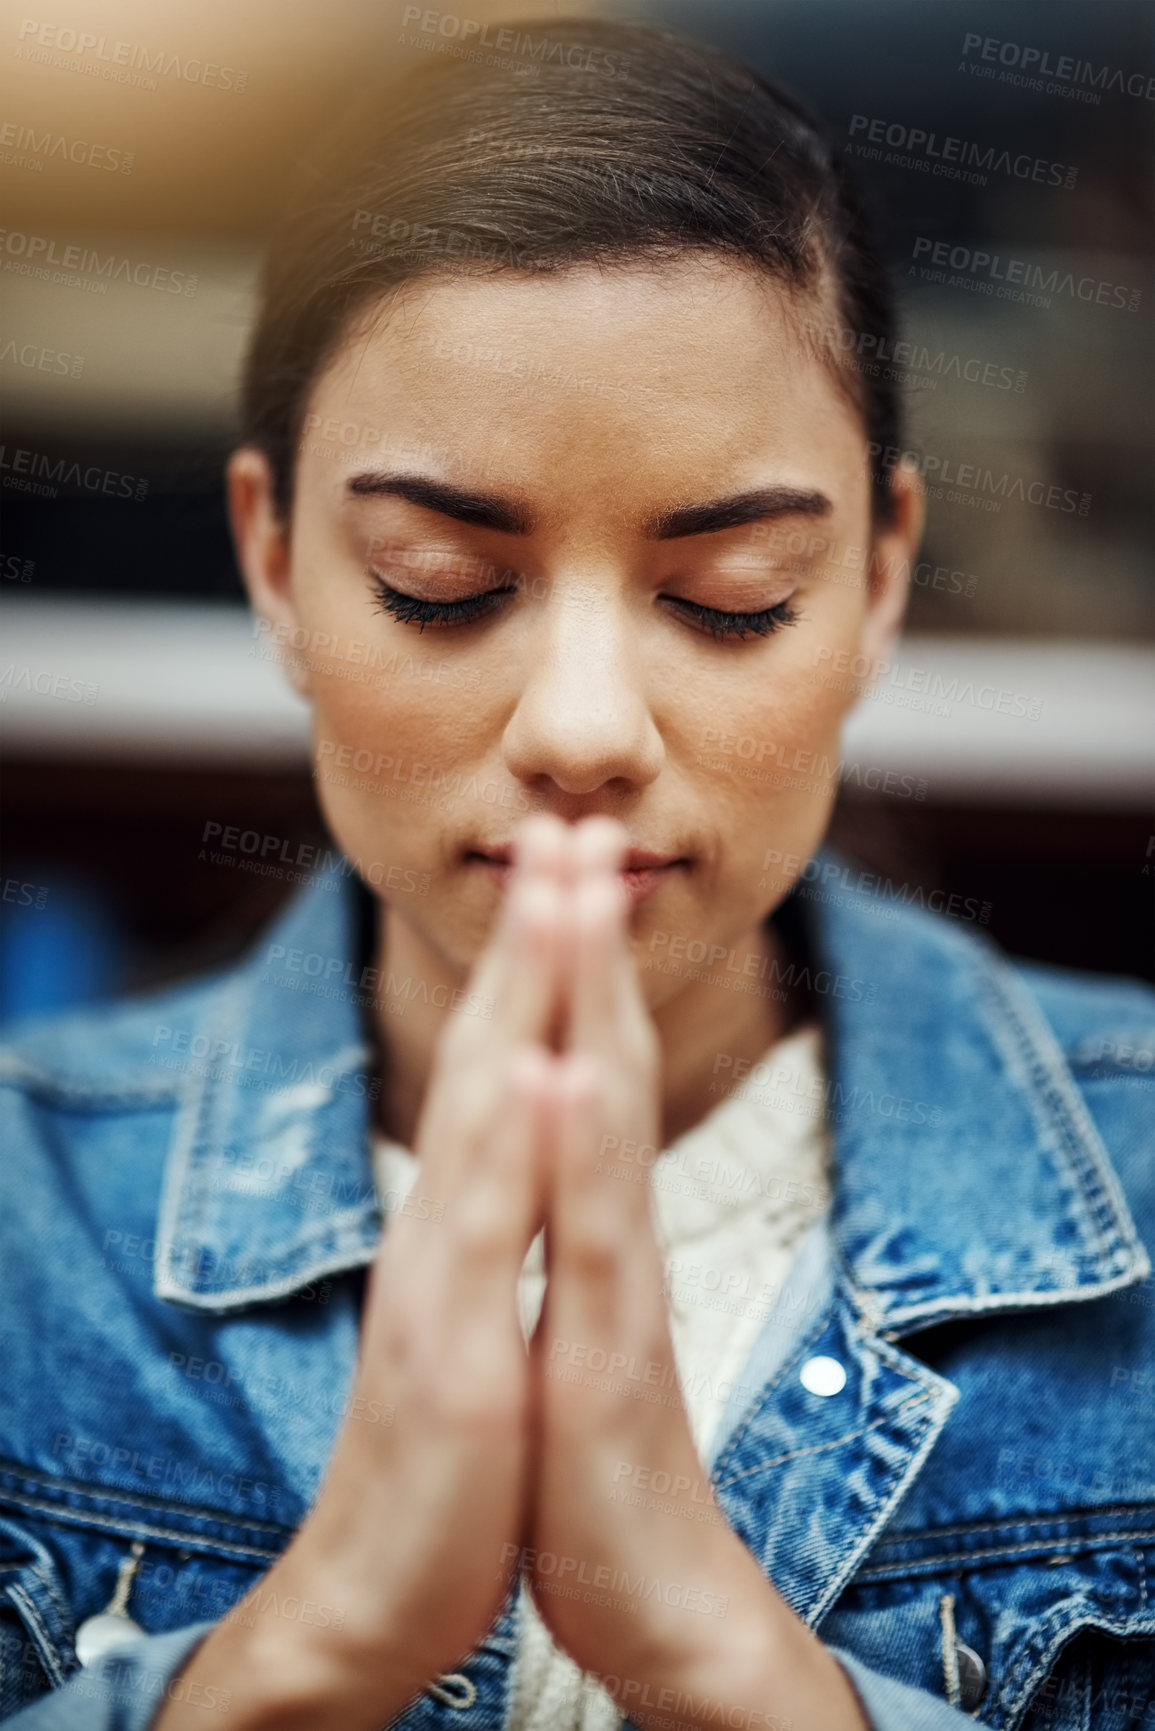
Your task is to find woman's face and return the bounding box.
[232,256,923,1003]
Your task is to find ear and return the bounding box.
[855,455,925,669]
[226,446,311,698]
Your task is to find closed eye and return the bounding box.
[368,571,800,641]
[368,574,516,632]
[662,596,800,641]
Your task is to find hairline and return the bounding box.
[274,247,883,531]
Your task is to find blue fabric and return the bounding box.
[0,849,1152,1730]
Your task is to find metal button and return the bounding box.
[956,1639,988,1712]
[799,1355,847,1396]
[76,1611,146,1667]
[77,1539,147,1668]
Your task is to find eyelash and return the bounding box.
[367,573,799,642]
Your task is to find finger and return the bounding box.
[417,825,567,1174]
[417,1044,550,1322]
[541,1054,663,1364]
[565,873,627,1058]
[464,814,568,1034]
[566,815,628,882]
[485,872,564,1047]
[414,922,556,1194]
[566,867,655,1080]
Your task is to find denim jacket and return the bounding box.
[1,853,1153,1731]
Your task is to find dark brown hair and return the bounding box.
[239,16,902,528]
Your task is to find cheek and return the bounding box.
[304,659,446,871]
[679,617,863,898]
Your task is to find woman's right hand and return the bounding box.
[153,814,569,1729]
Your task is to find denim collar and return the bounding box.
[153,852,1149,1324]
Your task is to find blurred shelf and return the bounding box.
[1,598,1152,806]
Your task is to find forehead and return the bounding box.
[302,256,863,504]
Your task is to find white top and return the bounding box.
[370,1023,832,1729]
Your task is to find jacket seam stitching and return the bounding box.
[808,1380,957,1628]
[27,1555,69,1632]
[708,1303,837,1476]
[0,1062,183,1108]
[0,1464,291,1538]
[855,1529,1155,1577]
[0,1490,284,1559]
[153,978,235,1300]
[715,1390,934,1489]
[873,1503,1155,1545]
[993,961,1135,1267]
[5,1581,68,1688]
[998,1602,1155,1724]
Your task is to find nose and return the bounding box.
[501,578,664,799]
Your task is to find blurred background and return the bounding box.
[1,0,1152,1020]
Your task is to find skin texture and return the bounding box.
[155,256,924,1729]
[230,255,923,1147]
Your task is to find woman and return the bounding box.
[1,16,1152,1731]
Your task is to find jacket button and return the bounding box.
[800,1355,847,1396]
[956,1639,988,1712]
[75,1612,146,1667]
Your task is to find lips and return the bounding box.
[471,845,680,869]
[466,844,688,906]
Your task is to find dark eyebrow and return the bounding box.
[347,472,533,534]
[645,487,832,538]
[345,473,832,539]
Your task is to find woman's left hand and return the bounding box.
[523,817,868,1730]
